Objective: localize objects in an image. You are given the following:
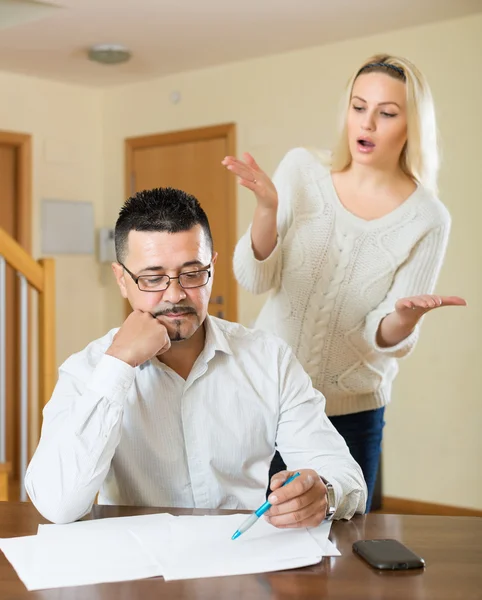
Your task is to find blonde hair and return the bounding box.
[331,54,439,195]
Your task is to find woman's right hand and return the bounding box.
[222,153,278,212]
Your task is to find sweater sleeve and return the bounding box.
[364,217,451,359]
[233,149,301,295]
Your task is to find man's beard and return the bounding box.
[170,332,182,342]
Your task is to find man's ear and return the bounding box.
[211,251,218,266]
[112,262,128,299]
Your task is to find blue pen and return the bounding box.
[231,472,301,540]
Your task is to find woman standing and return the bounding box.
[223,54,466,511]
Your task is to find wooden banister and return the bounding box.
[0,228,43,292]
[38,258,56,418]
[0,227,56,499]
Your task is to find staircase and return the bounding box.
[0,227,55,501]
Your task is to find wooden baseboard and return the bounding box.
[380,496,482,517]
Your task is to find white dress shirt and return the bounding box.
[25,317,367,524]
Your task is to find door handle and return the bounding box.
[209,296,224,305]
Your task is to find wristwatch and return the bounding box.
[321,477,336,522]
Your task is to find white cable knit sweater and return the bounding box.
[233,148,451,416]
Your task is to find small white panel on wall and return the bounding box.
[98,228,116,263]
[41,200,94,255]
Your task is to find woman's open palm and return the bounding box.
[222,153,278,211]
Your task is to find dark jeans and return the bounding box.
[268,407,385,513]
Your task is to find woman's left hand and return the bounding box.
[395,294,466,327]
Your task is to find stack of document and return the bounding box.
[0,512,340,591]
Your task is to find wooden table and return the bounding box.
[1,502,481,599]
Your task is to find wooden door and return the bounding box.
[126,124,237,322]
[0,144,19,492]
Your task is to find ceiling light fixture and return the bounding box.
[88,44,131,65]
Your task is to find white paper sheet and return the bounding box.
[0,529,161,591]
[39,513,338,557]
[2,512,339,589]
[37,512,174,537]
[131,514,325,581]
[307,521,341,557]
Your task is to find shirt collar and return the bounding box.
[203,315,233,357]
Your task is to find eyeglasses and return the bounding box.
[119,262,212,292]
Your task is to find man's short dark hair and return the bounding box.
[115,187,213,263]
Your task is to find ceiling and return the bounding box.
[0,0,481,87]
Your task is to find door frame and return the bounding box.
[124,123,238,322]
[0,130,32,252]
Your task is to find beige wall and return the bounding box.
[102,13,481,509]
[0,71,104,365]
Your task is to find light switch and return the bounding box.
[98,228,116,263]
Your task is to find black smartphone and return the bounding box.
[353,539,425,570]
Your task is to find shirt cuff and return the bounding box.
[86,354,135,405]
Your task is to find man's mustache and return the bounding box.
[152,306,197,317]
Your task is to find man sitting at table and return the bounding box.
[25,187,367,524]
